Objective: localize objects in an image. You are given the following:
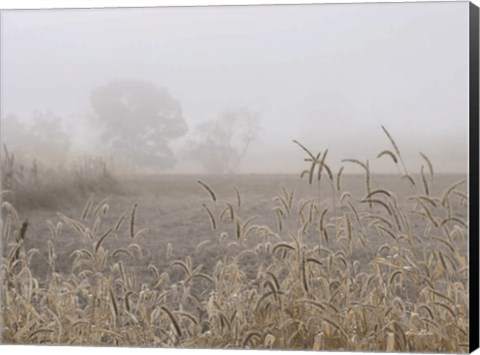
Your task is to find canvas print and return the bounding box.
[0,1,477,353]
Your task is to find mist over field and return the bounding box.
[1,2,469,175]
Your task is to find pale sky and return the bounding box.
[0,2,470,173]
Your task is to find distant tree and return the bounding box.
[1,111,71,164]
[1,114,28,154]
[2,114,23,139]
[90,80,188,171]
[187,108,260,174]
[29,111,71,163]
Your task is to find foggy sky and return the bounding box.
[0,2,470,174]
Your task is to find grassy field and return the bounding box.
[1,141,470,352]
[12,173,468,286]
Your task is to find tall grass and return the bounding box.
[1,145,118,211]
[0,129,469,352]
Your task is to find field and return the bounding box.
[1,146,470,352]
[1,3,472,352]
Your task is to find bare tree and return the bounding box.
[187,108,260,174]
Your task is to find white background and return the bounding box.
[0,0,478,355]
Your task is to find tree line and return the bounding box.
[2,79,261,175]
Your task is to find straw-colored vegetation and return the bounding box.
[1,144,118,211]
[1,128,469,352]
